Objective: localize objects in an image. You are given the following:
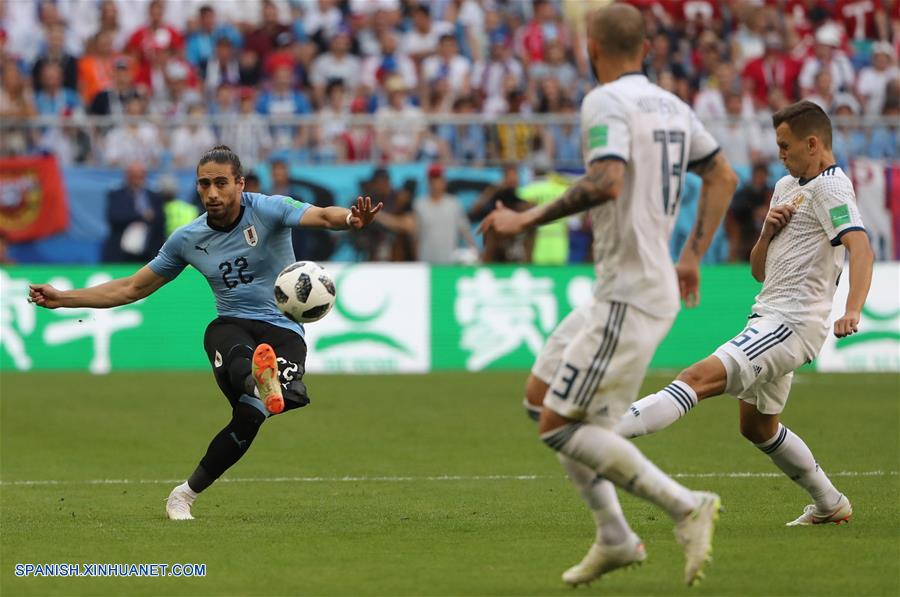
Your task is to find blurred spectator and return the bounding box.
[422,34,472,96]
[831,93,868,169]
[209,83,237,117]
[742,33,802,106]
[412,164,477,264]
[645,32,686,87]
[517,156,569,265]
[34,63,80,117]
[256,64,313,150]
[472,38,526,105]
[402,4,453,64]
[691,30,725,95]
[729,3,768,69]
[338,95,375,161]
[32,23,77,93]
[103,96,162,167]
[542,98,580,167]
[304,0,343,53]
[158,175,199,237]
[798,23,856,95]
[857,41,899,117]
[492,88,534,162]
[807,68,838,112]
[238,46,263,87]
[151,58,203,116]
[313,80,349,162]
[202,36,241,96]
[375,75,425,162]
[708,91,761,171]
[836,0,889,42]
[528,40,578,93]
[518,0,570,64]
[694,63,746,120]
[219,88,272,169]
[97,0,128,51]
[437,94,487,165]
[354,167,414,261]
[89,57,137,116]
[244,172,261,193]
[726,162,771,262]
[269,159,336,262]
[102,161,165,263]
[755,87,791,161]
[243,0,291,61]
[361,30,417,92]
[186,5,240,72]
[868,93,899,159]
[0,59,37,155]
[170,103,217,168]
[310,28,361,107]
[125,0,184,67]
[78,30,117,108]
[468,163,533,263]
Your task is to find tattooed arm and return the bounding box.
[675,151,739,306]
[478,159,625,236]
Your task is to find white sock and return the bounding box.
[556,453,631,545]
[545,423,696,520]
[176,481,198,501]
[755,424,841,510]
[615,381,698,438]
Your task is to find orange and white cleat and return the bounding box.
[786,494,852,526]
[252,343,284,414]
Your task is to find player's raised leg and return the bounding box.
[739,401,851,526]
[541,302,720,587]
[616,356,726,438]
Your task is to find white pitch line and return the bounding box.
[0,471,896,487]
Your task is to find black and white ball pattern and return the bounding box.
[274,261,337,323]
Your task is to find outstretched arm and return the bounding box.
[676,152,739,306]
[833,230,874,338]
[478,159,624,236]
[299,196,383,230]
[28,265,170,309]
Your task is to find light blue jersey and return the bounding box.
[149,192,311,336]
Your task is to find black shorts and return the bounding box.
[203,316,308,412]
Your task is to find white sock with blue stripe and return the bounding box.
[557,453,631,545]
[615,381,698,438]
[755,424,841,511]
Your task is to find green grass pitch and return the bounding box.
[1,371,898,596]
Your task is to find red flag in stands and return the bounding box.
[0,156,69,243]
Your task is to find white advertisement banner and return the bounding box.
[302,263,430,373]
[818,262,900,372]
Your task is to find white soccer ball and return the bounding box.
[274,261,336,323]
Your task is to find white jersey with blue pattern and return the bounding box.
[149,192,311,336]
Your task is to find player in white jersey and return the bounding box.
[617,101,875,527]
[480,4,739,588]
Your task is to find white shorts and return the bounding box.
[713,315,808,415]
[537,300,674,426]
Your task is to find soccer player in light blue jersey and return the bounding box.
[29,145,382,520]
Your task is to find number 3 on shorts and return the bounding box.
[552,364,581,401]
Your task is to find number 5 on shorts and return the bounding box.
[730,326,760,348]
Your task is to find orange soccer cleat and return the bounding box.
[252,343,284,414]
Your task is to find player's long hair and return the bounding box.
[197,145,244,179]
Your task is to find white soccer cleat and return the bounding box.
[561,533,647,587]
[786,494,852,526]
[165,485,196,521]
[675,491,722,586]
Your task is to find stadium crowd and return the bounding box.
[0,0,898,265]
